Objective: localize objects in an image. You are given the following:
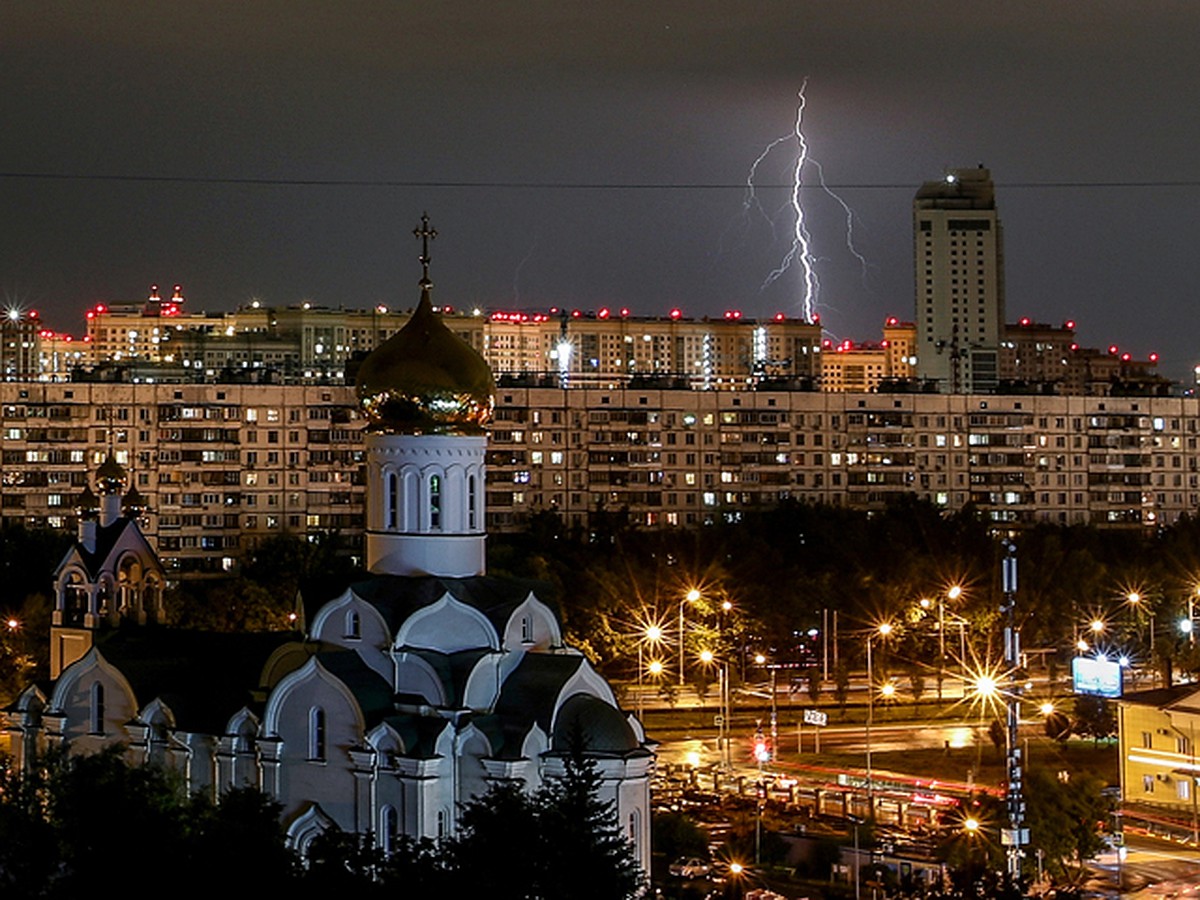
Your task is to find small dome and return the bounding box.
[122,485,149,517]
[355,286,494,435]
[551,693,639,755]
[75,485,99,515]
[95,452,127,495]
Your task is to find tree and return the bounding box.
[805,667,823,705]
[1072,695,1116,744]
[908,668,926,709]
[0,749,301,896]
[1045,710,1072,742]
[1025,767,1113,883]
[446,780,541,900]
[534,745,645,900]
[833,661,851,715]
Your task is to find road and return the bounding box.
[1088,835,1200,898]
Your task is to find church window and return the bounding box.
[436,808,448,841]
[381,806,398,856]
[345,610,361,639]
[521,615,533,643]
[468,475,477,529]
[386,472,398,529]
[429,475,442,530]
[309,707,326,761]
[89,682,105,735]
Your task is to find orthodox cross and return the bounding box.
[414,213,437,285]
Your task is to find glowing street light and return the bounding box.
[865,621,894,812]
[679,588,701,686]
[637,621,666,719]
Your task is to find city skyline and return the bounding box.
[4,4,1199,380]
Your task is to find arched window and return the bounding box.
[521,615,533,644]
[89,682,105,735]
[436,808,448,842]
[381,806,398,856]
[386,472,398,529]
[429,475,442,531]
[345,609,361,639]
[468,474,477,529]
[309,707,326,761]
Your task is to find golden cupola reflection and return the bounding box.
[355,287,493,437]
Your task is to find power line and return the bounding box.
[2,171,1199,191]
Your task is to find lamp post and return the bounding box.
[866,621,892,815]
[638,624,664,719]
[679,588,700,686]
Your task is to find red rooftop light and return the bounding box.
[1019,317,1031,326]
[620,307,630,317]
[1149,352,1160,363]
[669,308,682,320]
[597,307,610,319]
[886,316,898,326]
[1065,320,1076,330]
[774,312,786,322]
[1108,345,1118,355]
[571,309,582,318]
[1121,353,1131,362]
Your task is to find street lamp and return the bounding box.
[698,646,731,769]
[865,621,893,814]
[637,623,665,719]
[679,587,701,686]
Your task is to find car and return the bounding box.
[668,857,712,879]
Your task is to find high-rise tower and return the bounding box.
[913,166,1005,393]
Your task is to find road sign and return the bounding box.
[803,708,828,727]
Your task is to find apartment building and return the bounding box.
[914,166,1006,393]
[4,380,1200,577]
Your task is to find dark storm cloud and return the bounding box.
[3,2,1199,377]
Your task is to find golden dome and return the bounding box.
[95,451,127,495]
[355,286,494,435]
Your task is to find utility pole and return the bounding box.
[1001,542,1028,883]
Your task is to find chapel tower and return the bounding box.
[354,215,494,576]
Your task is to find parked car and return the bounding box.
[668,857,712,879]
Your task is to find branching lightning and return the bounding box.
[761,82,818,322]
[745,80,871,324]
[808,155,871,288]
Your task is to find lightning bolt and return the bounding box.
[761,81,818,323]
[807,155,871,289]
[511,236,538,306]
[749,81,872,324]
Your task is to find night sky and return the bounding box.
[4,3,1199,379]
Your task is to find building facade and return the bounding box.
[1118,685,1200,822]
[3,260,655,869]
[914,166,1006,393]
[4,380,1200,575]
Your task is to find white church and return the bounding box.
[2,222,655,869]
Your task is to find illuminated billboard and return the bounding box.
[1072,656,1122,698]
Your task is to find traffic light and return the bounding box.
[753,723,771,763]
